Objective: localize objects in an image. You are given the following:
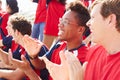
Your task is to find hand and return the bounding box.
[22,35,43,58]
[65,51,83,80]
[8,49,31,71]
[42,50,69,80]
[43,50,83,80]
[8,49,42,80]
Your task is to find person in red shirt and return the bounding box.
[0,14,48,80]
[0,0,19,53]
[0,0,19,39]
[31,0,47,41]
[85,0,120,79]
[43,0,66,48]
[36,0,120,80]
[8,1,90,80]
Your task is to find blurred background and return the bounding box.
[1,0,37,24]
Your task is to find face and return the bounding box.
[58,10,83,41]
[6,20,18,41]
[6,4,11,13]
[86,3,109,44]
[6,20,14,36]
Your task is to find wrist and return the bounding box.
[27,54,38,60]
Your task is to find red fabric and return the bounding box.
[44,0,65,36]
[11,41,40,80]
[85,45,107,80]
[34,0,47,23]
[83,0,95,7]
[100,52,120,80]
[84,1,89,7]
[49,41,88,80]
[11,41,19,53]
[85,45,120,80]
[11,40,26,55]
[0,12,9,39]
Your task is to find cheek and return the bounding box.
[92,28,104,42]
[7,29,12,35]
[67,28,77,37]
[9,30,14,36]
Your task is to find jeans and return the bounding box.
[31,22,45,41]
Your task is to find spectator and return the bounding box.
[39,0,120,80]
[8,1,90,80]
[0,14,48,80]
[31,0,47,41]
[0,0,19,52]
[43,0,66,48]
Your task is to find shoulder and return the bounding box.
[86,45,107,61]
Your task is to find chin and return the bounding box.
[58,37,64,41]
[91,37,99,44]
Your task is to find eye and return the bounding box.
[63,20,69,25]
[91,15,95,19]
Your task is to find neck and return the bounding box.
[102,36,120,54]
[17,35,24,47]
[66,39,83,50]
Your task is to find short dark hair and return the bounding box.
[59,0,66,5]
[6,0,19,14]
[66,1,90,34]
[9,14,32,36]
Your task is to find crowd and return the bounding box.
[0,0,120,80]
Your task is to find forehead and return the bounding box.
[7,18,11,24]
[91,3,102,16]
[62,10,77,20]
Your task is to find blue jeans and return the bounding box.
[31,22,45,41]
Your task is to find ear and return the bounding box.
[15,29,19,35]
[78,26,85,33]
[108,14,116,26]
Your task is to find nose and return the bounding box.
[6,25,9,30]
[58,18,64,28]
[86,19,91,28]
[58,22,64,28]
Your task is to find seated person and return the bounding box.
[0,14,48,80]
[7,1,90,80]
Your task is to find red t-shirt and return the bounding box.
[83,0,94,7]
[100,51,120,80]
[49,41,88,80]
[85,45,120,80]
[44,0,65,36]
[0,12,9,39]
[34,0,47,23]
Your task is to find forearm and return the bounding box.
[0,69,14,78]
[0,40,4,47]
[0,68,26,80]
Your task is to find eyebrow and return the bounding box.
[63,18,74,22]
